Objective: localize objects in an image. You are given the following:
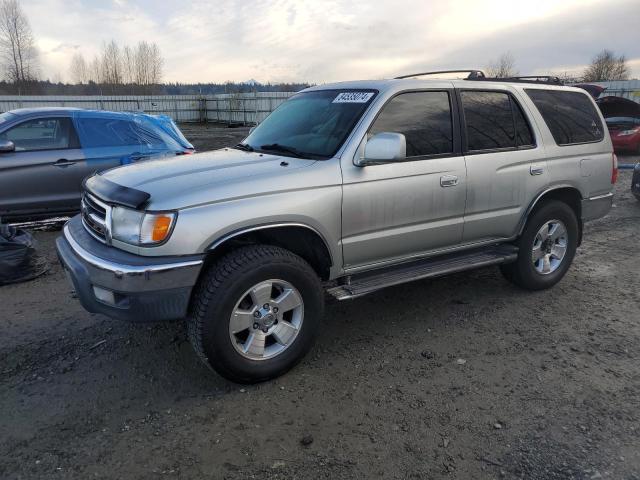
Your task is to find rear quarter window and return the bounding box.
[525,89,604,145]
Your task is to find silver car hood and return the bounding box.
[100,148,319,210]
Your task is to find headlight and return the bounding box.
[111,207,176,246]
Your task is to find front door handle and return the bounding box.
[440,175,459,187]
[530,165,544,176]
[53,159,76,168]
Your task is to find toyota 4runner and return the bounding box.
[56,71,616,383]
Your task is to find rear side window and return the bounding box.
[525,89,604,145]
[369,91,453,158]
[461,91,534,151]
[76,118,143,148]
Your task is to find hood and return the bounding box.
[574,83,606,99]
[597,96,640,119]
[100,148,319,210]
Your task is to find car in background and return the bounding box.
[597,96,640,155]
[605,117,640,155]
[0,108,194,222]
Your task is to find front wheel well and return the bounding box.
[524,187,583,245]
[203,226,333,280]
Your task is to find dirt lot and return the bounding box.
[1,125,639,479]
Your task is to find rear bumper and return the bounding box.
[56,216,204,322]
[581,192,613,222]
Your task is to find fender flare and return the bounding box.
[516,184,584,237]
[207,222,334,265]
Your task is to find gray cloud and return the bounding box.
[397,0,640,78]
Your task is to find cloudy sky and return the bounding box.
[22,0,640,84]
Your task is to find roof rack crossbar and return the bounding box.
[395,70,486,80]
[466,75,564,85]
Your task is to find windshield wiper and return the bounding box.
[233,143,255,152]
[259,143,307,158]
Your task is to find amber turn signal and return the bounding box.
[151,215,173,242]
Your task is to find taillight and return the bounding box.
[611,153,618,184]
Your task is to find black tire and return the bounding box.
[500,200,578,290]
[188,245,324,383]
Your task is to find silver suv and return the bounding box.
[56,72,616,382]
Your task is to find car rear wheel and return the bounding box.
[500,200,578,290]
[188,245,324,383]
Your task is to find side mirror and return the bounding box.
[356,132,406,166]
[0,140,15,153]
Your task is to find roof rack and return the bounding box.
[395,70,486,80]
[466,75,564,85]
[394,70,564,85]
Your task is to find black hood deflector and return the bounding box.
[84,174,150,209]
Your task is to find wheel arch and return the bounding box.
[517,186,584,245]
[204,223,334,280]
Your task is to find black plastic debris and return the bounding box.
[0,224,49,286]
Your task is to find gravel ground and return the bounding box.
[1,125,639,479]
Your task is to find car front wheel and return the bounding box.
[188,245,324,383]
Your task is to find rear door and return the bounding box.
[458,88,547,242]
[73,115,145,171]
[74,114,179,169]
[0,116,86,219]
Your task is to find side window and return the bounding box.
[461,91,535,151]
[76,118,144,148]
[525,89,604,145]
[0,117,75,152]
[461,91,515,151]
[369,91,453,158]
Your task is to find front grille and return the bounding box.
[81,193,110,243]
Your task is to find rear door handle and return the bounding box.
[440,175,459,187]
[53,159,76,168]
[530,165,544,176]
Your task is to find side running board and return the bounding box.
[327,245,518,301]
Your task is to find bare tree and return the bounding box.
[88,55,102,84]
[101,40,122,86]
[69,52,88,84]
[134,41,163,91]
[583,50,629,82]
[68,40,163,93]
[121,45,135,85]
[148,42,163,86]
[486,52,518,78]
[0,0,39,90]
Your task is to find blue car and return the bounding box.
[0,108,194,222]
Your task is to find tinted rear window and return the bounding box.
[525,89,604,145]
[461,91,534,151]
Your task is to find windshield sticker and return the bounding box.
[333,92,374,104]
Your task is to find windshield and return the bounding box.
[240,89,377,159]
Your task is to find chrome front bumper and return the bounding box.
[56,215,204,321]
